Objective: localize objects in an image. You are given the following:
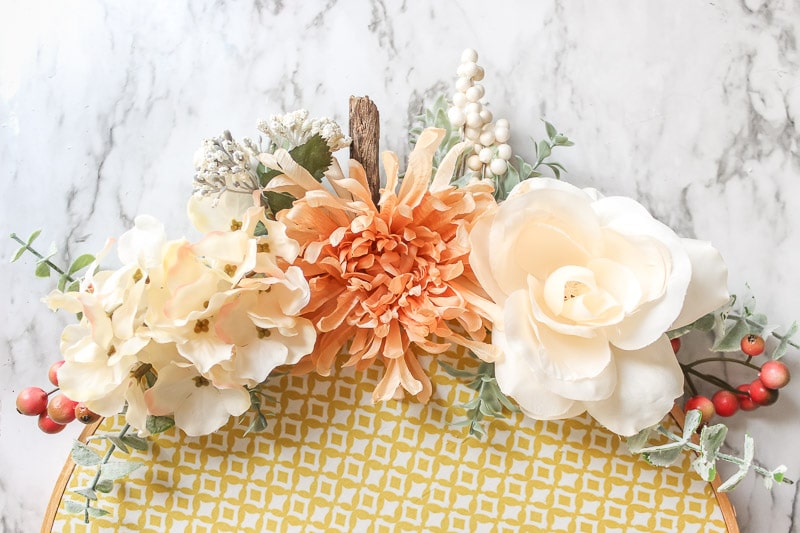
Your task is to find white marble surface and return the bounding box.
[1,1,799,531]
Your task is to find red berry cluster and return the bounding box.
[15,360,100,434]
[681,334,791,423]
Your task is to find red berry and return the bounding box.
[712,390,740,417]
[16,387,49,416]
[47,394,78,424]
[759,360,791,389]
[749,378,779,406]
[38,413,66,434]
[74,403,101,424]
[740,334,765,357]
[670,337,682,354]
[735,384,759,411]
[48,360,65,386]
[684,395,715,423]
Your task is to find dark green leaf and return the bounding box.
[71,441,102,467]
[73,487,97,500]
[35,261,51,278]
[245,413,269,435]
[120,434,149,452]
[145,415,175,434]
[100,461,142,481]
[68,254,95,275]
[263,191,295,213]
[64,500,86,514]
[253,221,268,237]
[287,134,332,181]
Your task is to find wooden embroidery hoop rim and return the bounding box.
[40,97,739,533]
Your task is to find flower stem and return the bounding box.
[680,365,740,394]
[684,357,761,372]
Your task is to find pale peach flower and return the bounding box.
[264,128,500,402]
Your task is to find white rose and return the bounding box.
[469,178,729,436]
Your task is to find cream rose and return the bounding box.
[469,178,729,436]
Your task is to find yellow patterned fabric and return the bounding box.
[52,349,729,532]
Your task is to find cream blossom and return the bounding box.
[469,178,730,436]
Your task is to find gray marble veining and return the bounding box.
[1,1,799,531]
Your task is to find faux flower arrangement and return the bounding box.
[13,49,795,523]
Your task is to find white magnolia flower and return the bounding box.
[469,178,730,436]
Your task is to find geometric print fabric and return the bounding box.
[52,346,729,532]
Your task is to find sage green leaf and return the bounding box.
[245,413,269,435]
[120,434,149,452]
[712,317,750,351]
[68,254,95,275]
[95,480,114,493]
[626,427,653,454]
[100,461,143,481]
[691,455,717,482]
[536,140,551,164]
[73,487,97,500]
[71,441,102,467]
[86,507,110,518]
[682,409,703,438]
[108,436,129,454]
[717,434,754,492]
[67,280,80,293]
[437,360,476,379]
[543,120,557,140]
[35,261,51,278]
[699,424,727,461]
[145,415,175,434]
[253,221,268,237]
[26,229,42,245]
[643,447,683,467]
[772,321,798,360]
[64,500,86,514]
[57,273,69,292]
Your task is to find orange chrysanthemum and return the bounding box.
[262,128,500,402]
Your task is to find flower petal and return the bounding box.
[670,238,730,329]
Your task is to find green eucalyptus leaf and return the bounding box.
[772,321,798,360]
[108,436,130,454]
[691,456,717,482]
[245,413,269,435]
[26,229,42,245]
[712,317,750,352]
[120,434,149,452]
[717,433,754,492]
[699,424,727,460]
[536,140,551,164]
[626,427,653,454]
[11,246,26,262]
[95,480,114,493]
[35,261,51,278]
[682,409,703,438]
[57,273,69,292]
[64,500,86,514]
[100,461,143,481]
[643,447,683,467]
[73,487,97,501]
[68,254,95,275]
[437,360,476,379]
[145,415,175,434]
[253,221,268,237]
[543,120,557,140]
[67,280,80,293]
[86,507,110,518]
[71,441,102,467]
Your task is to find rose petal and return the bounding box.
[583,335,683,436]
[670,238,730,329]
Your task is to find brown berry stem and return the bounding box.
[683,357,761,372]
[680,364,741,394]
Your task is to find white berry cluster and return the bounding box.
[447,49,513,177]
[257,109,351,152]
[192,131,261,198]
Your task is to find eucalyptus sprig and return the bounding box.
[66,424,145,523]
[439,358,519,438]
[627,410,793,491]
[242,379,280,435]
[10,231,94,292]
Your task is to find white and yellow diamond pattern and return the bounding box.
[51,348,729,532]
